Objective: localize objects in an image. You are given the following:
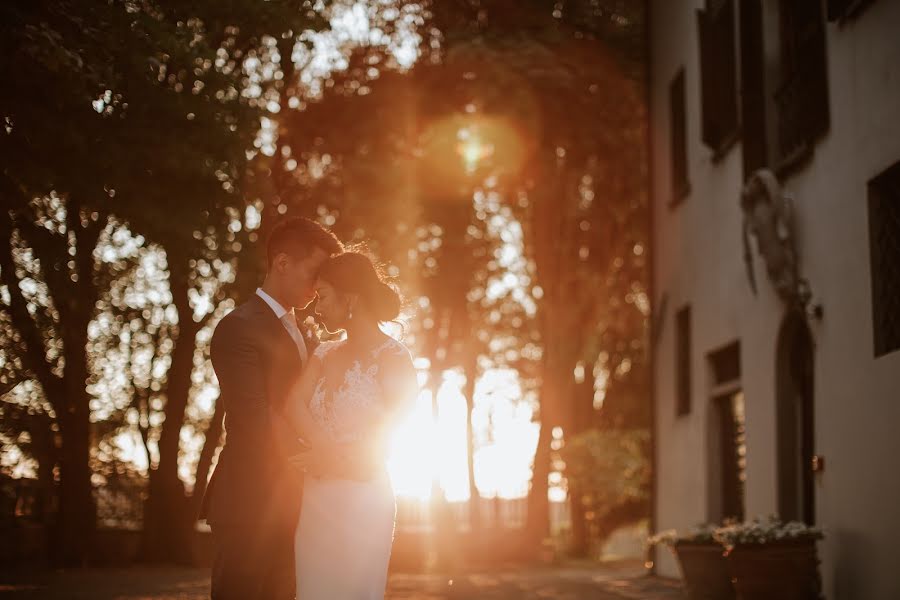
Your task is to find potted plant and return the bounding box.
[714,517,824,600]
[648,524,735,600]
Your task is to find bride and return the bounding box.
[279,251,417,599]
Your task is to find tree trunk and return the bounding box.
[462,353,481,533]
[526,418,552,544]
[568,376,596,557]
[31,417,57,528]
[568,481,589,556]
[53,379,95,566]
[53,319,98,566]
[141,256,198,563]
[192,398,225,513]
[18,197,106,566]
[428,373,445,507]
[526,355,576,547]
[426,368,457,569]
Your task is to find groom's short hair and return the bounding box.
[266,217,342,266]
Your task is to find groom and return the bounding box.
[200,217,343,599]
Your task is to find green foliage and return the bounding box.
[560,428,651,545]
[562,428,650,510]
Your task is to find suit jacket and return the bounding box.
[200,294,307,533]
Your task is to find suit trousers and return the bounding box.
[210,521,295,600]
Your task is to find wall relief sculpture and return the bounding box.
[740,169,812,308]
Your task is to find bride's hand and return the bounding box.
[288,446,333,478]
[289,442,379,480]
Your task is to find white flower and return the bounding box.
[713,516,824,549]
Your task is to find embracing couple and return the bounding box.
[199,217,417,599]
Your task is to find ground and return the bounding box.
[0,562,684,599]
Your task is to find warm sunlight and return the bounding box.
[456,128,494,174]
[386,367,540,501]
[9,0,890,593]
[114,361,545,503]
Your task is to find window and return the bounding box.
[676,306,692,416]
[868,160,900,357]
[669,69,690,203]
[827,0,873,21]
[774,0,830,172]
[739,0,767,178]
[708,342,745,522]
[696,0,739,157]
[714,391,747,521]
[709,342,741,384]
[776,313,816,524]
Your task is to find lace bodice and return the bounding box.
[308,337,410,443]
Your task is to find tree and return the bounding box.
[274,0,649,549]
[422,0,648,546]
[2,0,649,564]
[0,0,325,563]
[278,62,508,537]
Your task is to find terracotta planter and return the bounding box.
[672,542,735,600]
[724,539,822,600]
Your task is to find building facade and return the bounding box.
[648,1,900,598]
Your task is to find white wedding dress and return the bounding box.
[294,337,411,600]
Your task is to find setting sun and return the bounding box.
[456,128,494,173]
[386,367,542,502]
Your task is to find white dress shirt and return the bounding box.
[256,288,308,362]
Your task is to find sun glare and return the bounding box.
[111,360,547,503]
[387,367,540,501]
[456,128,494,173]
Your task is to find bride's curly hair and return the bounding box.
[317,249,402,323]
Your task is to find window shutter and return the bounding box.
[827,0,852,19]
[740,0,767,177]
[676,306,692,416]
[696,0,739,156]
[669,69,689,202]
[775,0,830,169]
[868,160,900,357]
[827,0,872,21]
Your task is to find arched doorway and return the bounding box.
[776,309,816,524]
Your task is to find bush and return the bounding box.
[561,428,651,549]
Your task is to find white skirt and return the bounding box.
[295,474,396,600]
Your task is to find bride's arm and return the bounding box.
[269,353,331,459]
[286,354,332,447]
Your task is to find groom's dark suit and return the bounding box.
[200,294,307,600]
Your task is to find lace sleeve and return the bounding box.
[313,340,341,361]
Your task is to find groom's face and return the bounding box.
[281,246,330,309]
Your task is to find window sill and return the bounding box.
[829,0,874,24]
[669,183,691,209]
[775,144,814,180]
[709,130,741,164]
[776,124,836,182]
[874,345,900,359]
